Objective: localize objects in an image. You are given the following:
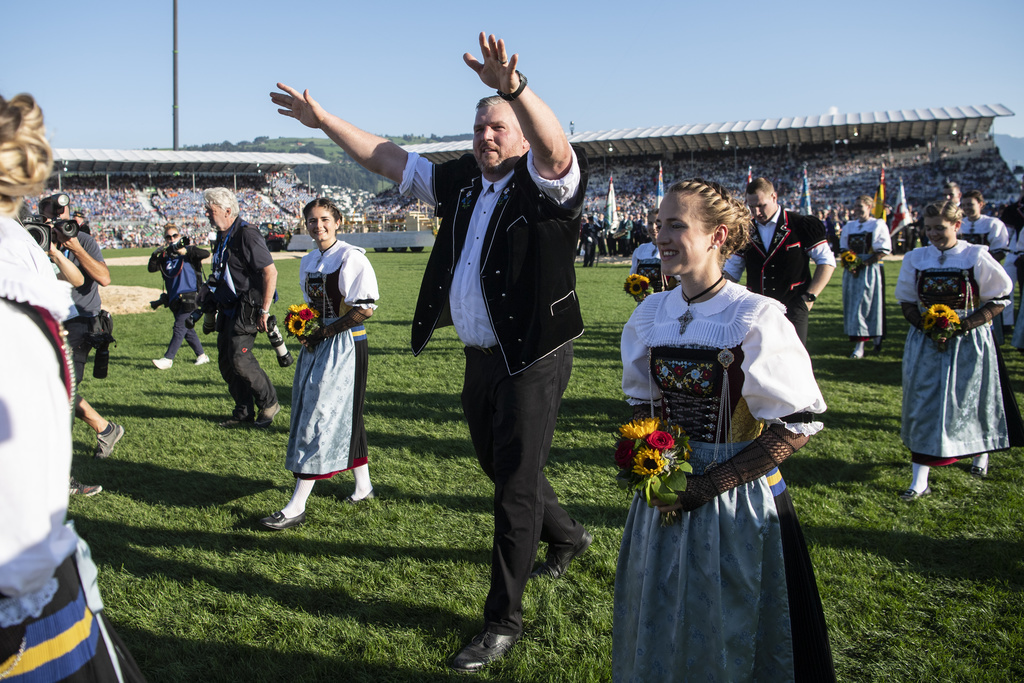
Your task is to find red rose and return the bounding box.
[299,307,315,321]
[936,318,949,330]
[646,430,675,451]
[614,440,635,468]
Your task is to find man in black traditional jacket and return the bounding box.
[724,177,835,346]
[272,32,592,673]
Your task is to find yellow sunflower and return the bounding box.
[288,304,304,315]
[841,251,857,263]
[619,417,660,441]
[632,447,667,476]
[286,316,306,336]
[624,274,650,296]
[931,304,959,322]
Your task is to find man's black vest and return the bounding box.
[411,147,589,374]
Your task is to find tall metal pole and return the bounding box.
[173,0,179,150]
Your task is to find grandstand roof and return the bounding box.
[402,104,1015,162]
[51,149,329,175]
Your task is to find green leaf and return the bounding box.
[663,469,689,492]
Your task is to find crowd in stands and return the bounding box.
[22,135,1020,250]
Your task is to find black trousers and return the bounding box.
[216,313,277,421]
[784,298,810,347]
[461,342,584,635]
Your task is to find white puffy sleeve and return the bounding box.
[974,249,1013,304]
[621,300,661,406]
[339,249,380,309]
[740,305,826,436]
[872,220,892,253]
[894,250,921,303]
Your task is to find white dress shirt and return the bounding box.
[400,149,581,347]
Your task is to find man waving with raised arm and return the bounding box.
[272,32,591,674]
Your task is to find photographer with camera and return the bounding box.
[203,187,280,429]
[148,224,210,369]
[42,193,126,459]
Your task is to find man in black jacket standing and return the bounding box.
[272,32,591,673]
[724,177,835,346]
[203,188,279,429]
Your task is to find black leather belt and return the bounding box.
[466,345,498,355]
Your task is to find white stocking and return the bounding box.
[910,463,931,493]
[281,478,316,517]
[352,463,373,499]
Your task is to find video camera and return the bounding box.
[22,194,80,251]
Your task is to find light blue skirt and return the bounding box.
[842,260,885,336]
[902,324,1008,457]
[285,322,365,475]
[613,440,795,683]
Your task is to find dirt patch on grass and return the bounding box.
[100,286,164,315]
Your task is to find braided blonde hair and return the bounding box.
[924,199,963,224]
[0,94,52,218]
[666,178,751,261]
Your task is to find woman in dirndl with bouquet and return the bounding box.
[894,199,1023,500]
[259,198,379,530]
[614,178,835,682]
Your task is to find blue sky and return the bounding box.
[2,0,1022,149]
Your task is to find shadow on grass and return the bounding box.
[80,521,487,629]
[79,459,279,507]
[114,624,474,683]
[806,524,1024,587]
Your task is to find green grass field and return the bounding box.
[67,253,1024,682]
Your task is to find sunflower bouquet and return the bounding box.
[839,250,864,275]
[614,416,693,525]
[624,273,652,303]
[283,303,322,339]
[921,303,961,351]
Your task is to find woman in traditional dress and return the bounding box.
[840,195,891,358]
[895,200,1019,500]
[259,198,379,530]
[1,92,146,681]
[615,179,835,682]
[629,208,675,294]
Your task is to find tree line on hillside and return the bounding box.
[180,133,472,193]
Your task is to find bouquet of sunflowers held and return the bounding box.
[839,250,864,275]
[624,273,652,303]
[921,303,961,351]
[284,303,322,340]
[614,416,692,525]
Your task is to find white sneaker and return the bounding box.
[152,358,173,370]
[195,354,210,366]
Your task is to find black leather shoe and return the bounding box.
[899,487,930,502]
[449,630,519,673]
[530,529,593,579]
[259,511,305,530]
[218,417,253,428]
[344,489,375,505]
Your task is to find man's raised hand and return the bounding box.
[463,32,520,95]
[270,83,324,130]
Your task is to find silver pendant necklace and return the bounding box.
[678,275,724,334]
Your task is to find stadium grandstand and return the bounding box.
[24,104,1020,250]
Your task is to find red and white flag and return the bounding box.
[891,177,911,236]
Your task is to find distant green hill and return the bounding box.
[178,134,471,193]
